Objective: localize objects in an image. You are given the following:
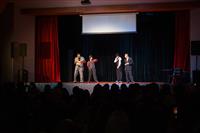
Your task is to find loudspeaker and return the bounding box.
[193,70,200,84]
[191,41,200,55]
[19,43,27,57]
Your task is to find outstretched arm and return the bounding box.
[93,59,98,62]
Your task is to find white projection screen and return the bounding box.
[82,13,137,34]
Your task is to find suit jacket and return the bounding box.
[125,57,133,71]
[74,57,85,67]
[87,59,97,70]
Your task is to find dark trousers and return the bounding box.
[88,68,98,82]
[125,70,134,82]
[116,67,122,81]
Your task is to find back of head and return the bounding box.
[53,119,80,133]
[105,110,130,133]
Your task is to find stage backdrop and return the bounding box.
[58,13,176,82]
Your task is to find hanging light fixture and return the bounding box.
[81,0,91,5]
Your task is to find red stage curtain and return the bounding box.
[35,16,60,82]
[173,11,190,71]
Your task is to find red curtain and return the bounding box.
[35,16,60,82]
[173,11,190,71]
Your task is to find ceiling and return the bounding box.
[12,0,198,8]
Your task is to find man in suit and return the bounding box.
[73,53,85,83]
[124,53,134,82]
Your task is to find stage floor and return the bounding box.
[35,82,165,95]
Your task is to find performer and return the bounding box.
[124,53,134,82]
[87,55,98,82]
[114,53,122,82]
[73,53,85,83]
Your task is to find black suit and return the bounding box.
[124,57,134,82]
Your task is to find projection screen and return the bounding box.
[82,13,137,34]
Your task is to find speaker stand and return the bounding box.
[11,57,14,82]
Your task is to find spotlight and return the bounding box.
[81,0,91,5]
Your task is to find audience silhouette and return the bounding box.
[1,81,200,133]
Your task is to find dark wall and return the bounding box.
[0,3,14,86]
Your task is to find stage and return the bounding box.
[35,82,165,95]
